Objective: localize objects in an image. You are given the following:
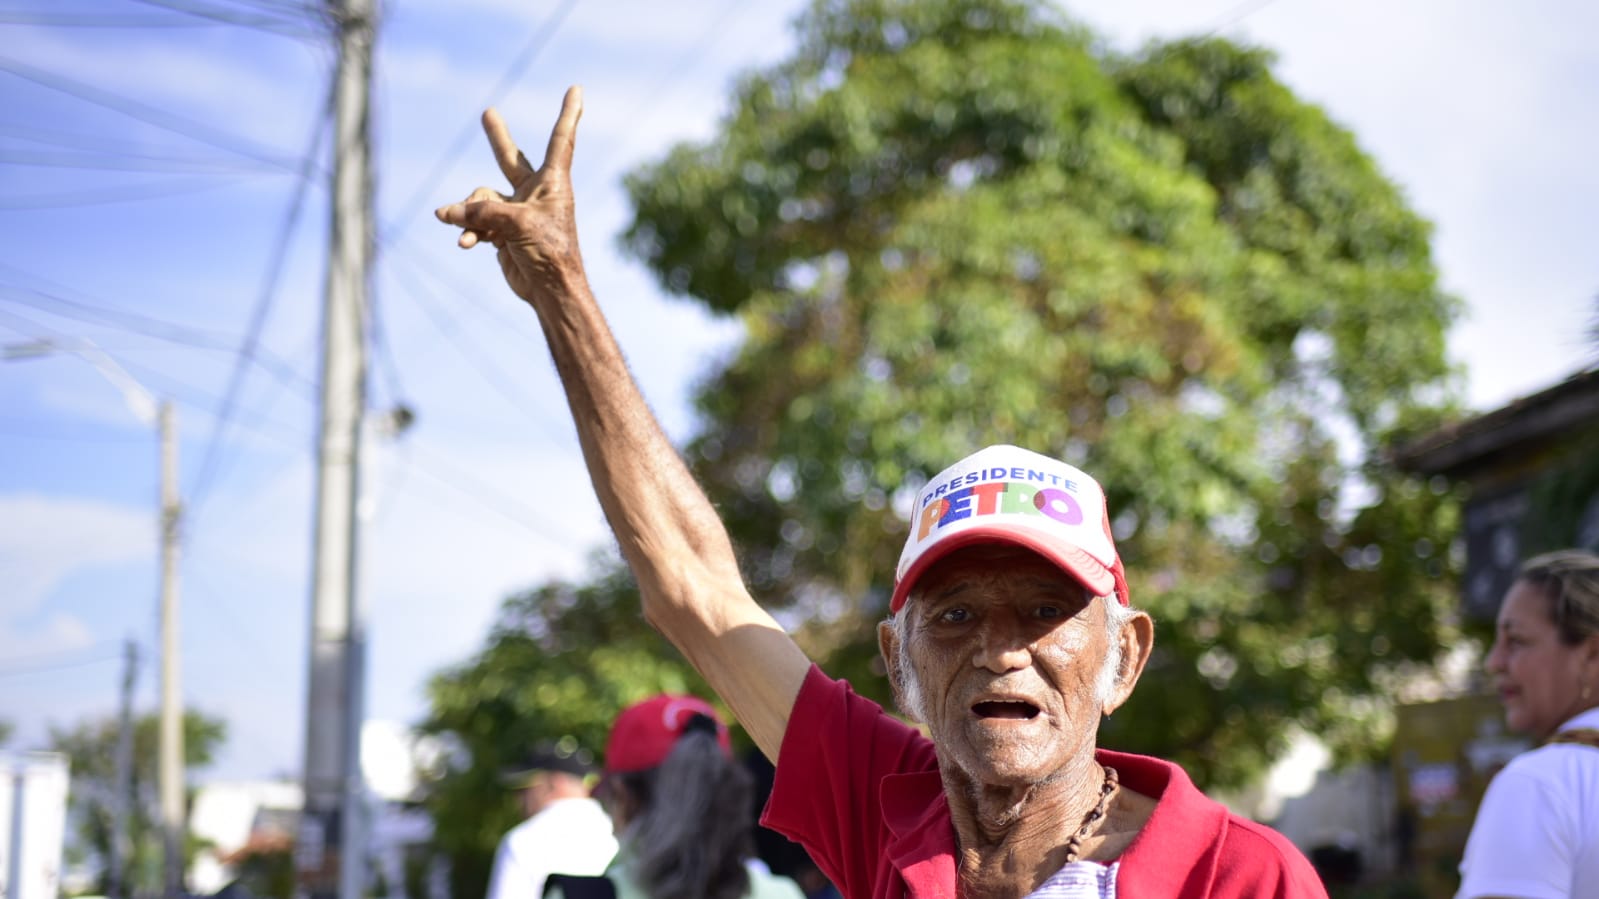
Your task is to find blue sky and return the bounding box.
[2,0,1596,782]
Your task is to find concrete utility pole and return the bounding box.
[158,401,185,899]
[299,2,375,899]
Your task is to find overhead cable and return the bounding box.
[125,0,324,38]
[0,53,315,174]
[380,0,580,245]
[187,74,336,519]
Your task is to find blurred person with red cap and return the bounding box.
[438,90,1326,899]
[547,695,806,899]
[487,742,618,899]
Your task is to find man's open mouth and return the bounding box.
[972,700,1041,720]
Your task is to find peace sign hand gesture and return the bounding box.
[435,86,585,306]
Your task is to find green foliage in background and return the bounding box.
[622,0,1463,781]
[419,558,709,899]
[50,710,226,898]
[422,0,1468,886]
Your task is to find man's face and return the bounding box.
[894,544,1114,787]
[519,771,562,817]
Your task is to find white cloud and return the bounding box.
[0,610,95,660]
[360,435,612,718]
[0,493,152,622]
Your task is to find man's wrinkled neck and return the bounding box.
[941,747,1104,877]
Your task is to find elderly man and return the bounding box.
[437,88,1326,899]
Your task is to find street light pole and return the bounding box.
[1,339,186,897]
[157,400,185,899]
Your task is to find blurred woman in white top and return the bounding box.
[1457,549,1599,899]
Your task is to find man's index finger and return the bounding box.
[481,108,528,188]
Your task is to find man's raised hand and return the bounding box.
[435,86,585,304]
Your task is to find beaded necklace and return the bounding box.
[1060,765,1119,864]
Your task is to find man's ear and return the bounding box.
[1102,609,1155,717]
[878,619,913,721]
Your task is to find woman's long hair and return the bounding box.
[609,717,753,899]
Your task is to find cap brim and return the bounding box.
[498,768,538,788]
[890,524,1115,613]
[498,758,591,785]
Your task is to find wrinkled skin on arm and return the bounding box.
[434,88,809,761]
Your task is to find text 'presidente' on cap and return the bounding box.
[891,444,1130,613]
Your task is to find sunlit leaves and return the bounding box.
[623,0,1464,787]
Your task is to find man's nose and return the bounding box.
[972,618,1033,673]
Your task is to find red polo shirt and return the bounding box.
[761,665,1327,899]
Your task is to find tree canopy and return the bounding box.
[621,0,1462,780]
[420,560,712,899]
[50,710,226,897]
[422,0,1465,886]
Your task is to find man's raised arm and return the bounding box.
[434,87,809,760]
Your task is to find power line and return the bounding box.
[0,421,151,443]
[118,354,311,447]
[184,567,292,681]
[367,287,409,415]
[0,120,246,161]
[0,304,312,450]
[401,441,582,549]
[124,0,324,38]
[0,147,280,175]
[0,12,219,28]
[0,0,321,34]
[585,0,748,176]
[0,52,315,175]
[0,646,125,679]
[382,250,572,451]
[1199,0,1289,36]
[187,74,335,518]
[0,268,316,396]
[378,0,749,421]
[381,0,580,245]
[394,232,541,346]
[0,176,247,210]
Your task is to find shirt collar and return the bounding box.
[877,751,1231,898]
[1100,749,1227,896]
[880,769,958,899]
[1558,706,1599,731]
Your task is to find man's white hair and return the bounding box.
[890,591,1135,723]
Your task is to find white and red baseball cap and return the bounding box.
[891,444,1129,614]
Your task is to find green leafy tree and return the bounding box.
[620,0,1464,784]
[50,710,227,897]
[419,557,711,899]
[423,0,1470,881]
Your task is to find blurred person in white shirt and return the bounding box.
[486,743,618,899]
